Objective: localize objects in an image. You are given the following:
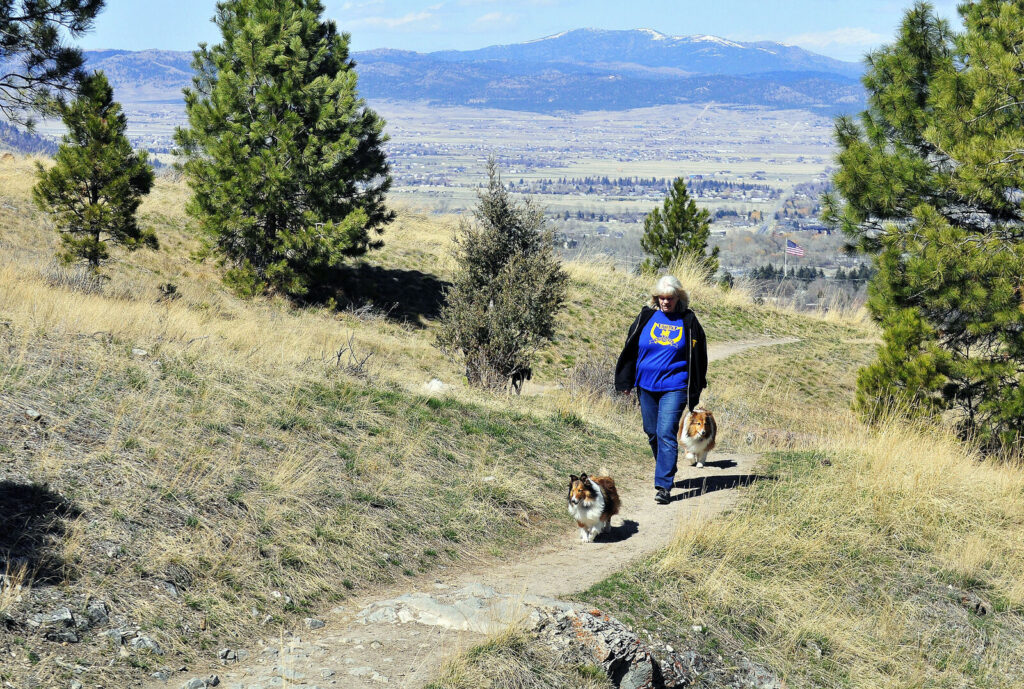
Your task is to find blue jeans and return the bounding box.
[638,387,687,490]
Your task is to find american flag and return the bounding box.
[785,239,805,257]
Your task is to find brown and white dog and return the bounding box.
[679,407,717,468]
[567,473,621,543]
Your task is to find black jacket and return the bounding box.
[614,306,708,410]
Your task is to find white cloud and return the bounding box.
[471,11,517,31]
[350,9,438,29]
[784,27,888,51]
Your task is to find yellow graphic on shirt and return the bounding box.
[649,322,684,347]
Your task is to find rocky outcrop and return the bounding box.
[357,584,782,689]
[535,606,782,689]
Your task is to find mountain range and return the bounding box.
[82,28,864,114]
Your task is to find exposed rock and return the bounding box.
[132,348,149,357]
[131,635,164,655]
[537,608,663,689]
[304,617,325,629]
[86,600,109,627]
[348,666,389,683]
[27,607,75,630]
[180,678,219,689]
[737,657,784,689]
[46,629,80,643]
[101,629,127,645]
[24,408,42,422]
[534,605,783,689]
[352,585,787,688]
[357,584,571,634]
[279,667,305,680]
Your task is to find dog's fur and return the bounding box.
[679,407,717,468]
[509,366,532,395]
[567,472,621,543]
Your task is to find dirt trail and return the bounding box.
[149,339,793,689]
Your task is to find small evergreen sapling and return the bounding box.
[640,177,718,275]
[437,159,568,389]
[33,71,155,269]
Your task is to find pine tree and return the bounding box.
[437,159,568,389]
[175,0,393,298]
[640,177,718,275]
[33,72,155,269]
[0,1,104,125]
[824,1,1024,451]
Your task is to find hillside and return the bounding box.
[81,29,864,114]
[1,152,1020,689]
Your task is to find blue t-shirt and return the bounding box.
[635,310,689,392]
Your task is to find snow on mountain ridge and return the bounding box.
[689,34,747,49]
[524,30,570,44]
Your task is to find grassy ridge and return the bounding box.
[0,153,881,686]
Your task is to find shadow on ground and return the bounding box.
[700,459,738,470]
[671,474,772,502]
[318,263,450,326]
[0,481,80,584]
[600,519,640,543]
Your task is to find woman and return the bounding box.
[615,275,708,504]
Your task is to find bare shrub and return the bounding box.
[437,159,568,389]
[343,301,395,323]
[568,355,615,399]
[567,355,636,413]
[328,333,373,378]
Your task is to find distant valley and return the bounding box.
[3,28,852,282]
[81,28,865,115]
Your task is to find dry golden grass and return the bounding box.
[652,418,1024,688]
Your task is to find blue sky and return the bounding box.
[78,0,963,62]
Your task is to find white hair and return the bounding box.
[648,275,689,311]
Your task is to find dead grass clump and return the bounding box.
[0,562,29,618]
[41,262,106,296]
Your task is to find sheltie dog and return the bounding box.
[680,407,717,468]
[567,473,621,543]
